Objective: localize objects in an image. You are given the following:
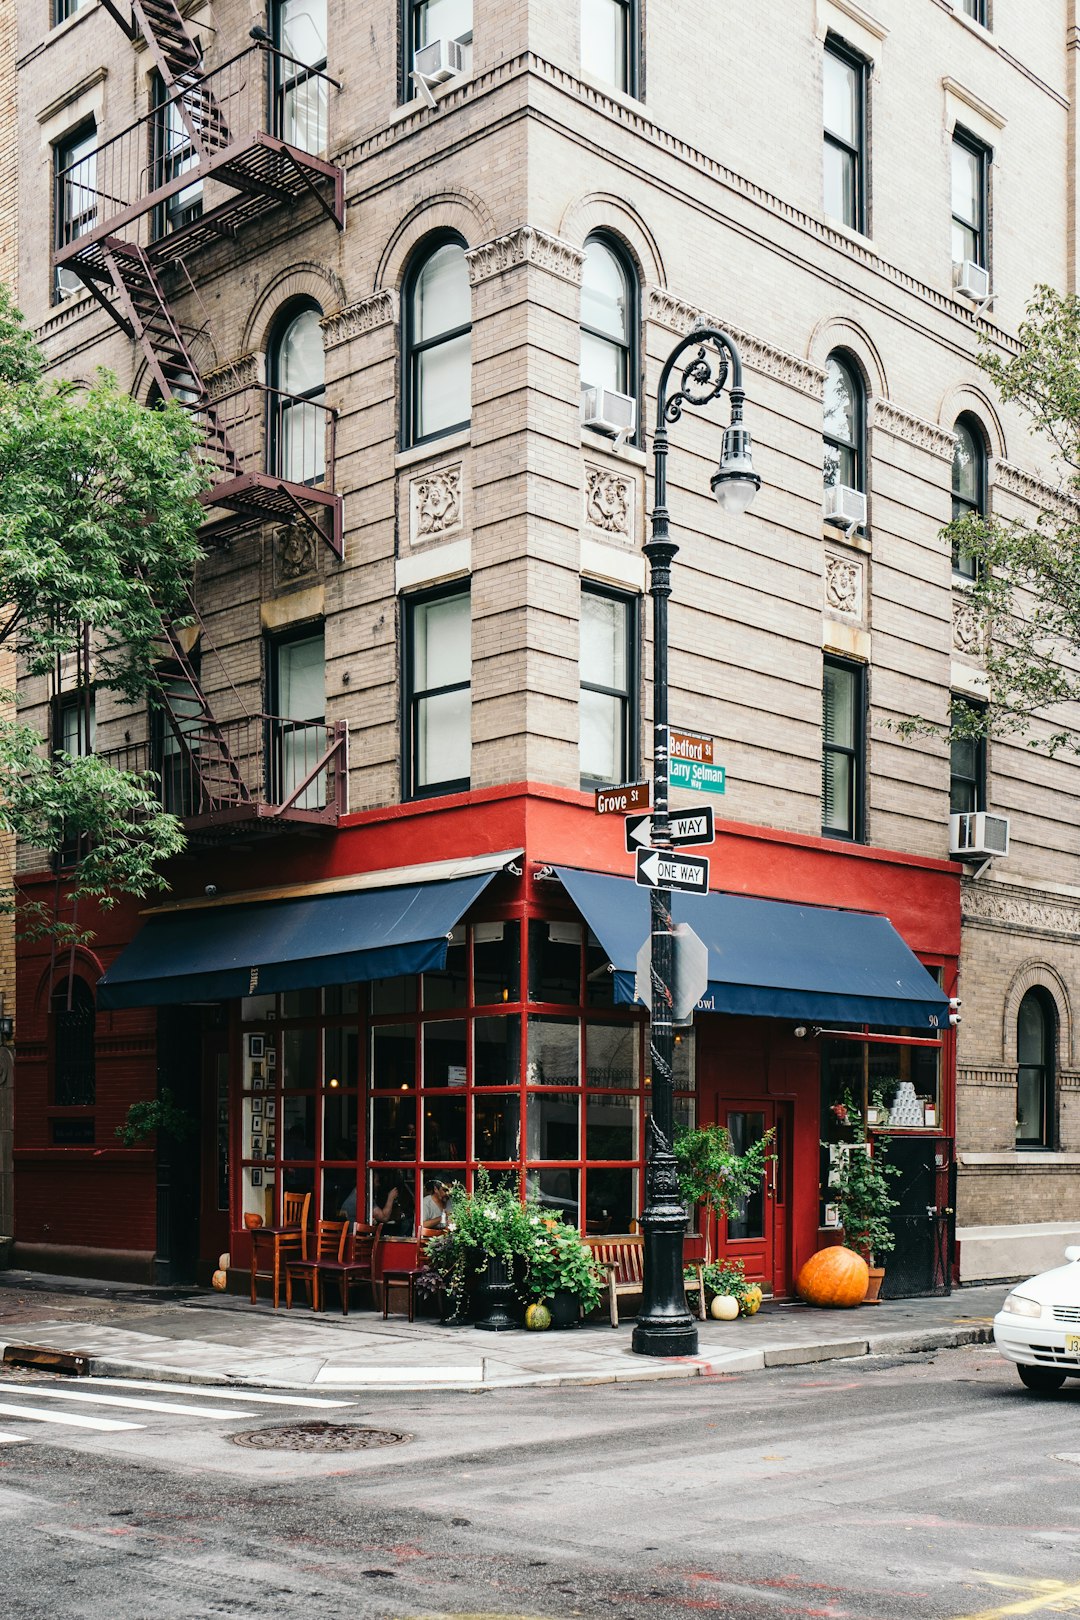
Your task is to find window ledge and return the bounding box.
[950,9,998,50]
[822,520,871,552]
[396,428,471,472]
[578,71,645,113]
[580,428,646,468]
[960,1151,1080,1166]
[823,217,874,250]
[47,2,99,41]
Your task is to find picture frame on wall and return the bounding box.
[252,1075,265,1092]
[266,1048,276,1069]
[248,1035,265,1060]
[265,1099,277,1120]
[251,1137,262,1154]
[250,1168,263,1187]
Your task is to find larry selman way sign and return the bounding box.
[634,847,710,895]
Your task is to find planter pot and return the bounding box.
[864,1266,885,1304]
[545,1289,581,1330]
[474,1255,518,1332]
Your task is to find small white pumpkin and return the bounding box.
[710,1293,740,1321]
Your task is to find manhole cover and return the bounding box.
[231,1421,411,1452]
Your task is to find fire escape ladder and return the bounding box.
[113,0,232,160]
[96,238,240,481]
[156,622,254,809]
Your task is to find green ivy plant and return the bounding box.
[526,1219,604,1312]
[830,1106,899,1265]
[674,1123,776,1265]
[115,1087,196,1148]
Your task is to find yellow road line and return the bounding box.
[952,1575,1080,1618]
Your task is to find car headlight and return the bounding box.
[1002,1292,1042,1318]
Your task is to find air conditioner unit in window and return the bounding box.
[580,384,637,441]
[949,811,1010,860]
[55,266,83,300]
[414,37,467,82]
[823,483,867,531]
[954,259,991,302]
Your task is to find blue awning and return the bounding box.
[555,866,948,1030]
[97,871,499,1010]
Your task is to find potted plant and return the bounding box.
[832,1113,899,1302]
[674,1123,776,1266]
[526,1218,604,1328]
[424,1167,543,1329]
[115,1087,196,1148]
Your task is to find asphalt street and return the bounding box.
[0,1343,1076,1620]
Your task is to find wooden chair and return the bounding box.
[315,1223,383,1316]
[249,1190,311,1308]
[285,1218,347,1312]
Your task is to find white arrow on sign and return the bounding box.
[635,847,710,895]
[625,806,714,853]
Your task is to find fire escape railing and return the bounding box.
[198,384,341,553]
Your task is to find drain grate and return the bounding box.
[230,1421,411,1452]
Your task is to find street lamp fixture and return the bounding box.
[633,327,759,1359]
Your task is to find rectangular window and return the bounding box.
[823,39,866,232]
[580,585,637,790]
[54,121,97,301]
[952,129,989,269]
[960,0,987,24]
[53,0,91,22]
[822,656,865,841]
[54,689,96,868]
[154,669,203,818]
[403,587,471,798]
[269,627,328,810]
[581,0,637,96]
[404,0,473,96]
[950,698,986,816]
[274,0,329,154]
[151,74,203,240]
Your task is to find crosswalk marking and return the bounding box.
[0,1386,258,1420]
[0,1432,27,1444]
[79,1377,352,1408]
[0,1401,143,1432]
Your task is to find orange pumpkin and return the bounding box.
[796,1246,869,1309]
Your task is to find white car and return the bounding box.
[993,1245,1080,1392]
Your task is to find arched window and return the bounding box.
[268,301,325,485]
[580,234,637,404]
[951,413,986,580]
[823,351,864,491]
[403,236,471,446]
[51,976,95,1108]
[1016,988,1055,1148]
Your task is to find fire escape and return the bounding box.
[54,1,348,839]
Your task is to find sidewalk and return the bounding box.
[0,1271,1005,1392]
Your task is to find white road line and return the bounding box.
[1,1386,257,1420]
[0,1432,27,1444]
[76,1378,353,1408]
[0,1402,143,1433]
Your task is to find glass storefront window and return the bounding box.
[585,931,616,1007]
[473,920,520,1005]
[423,1093,467,1161]
[474,1016,520,1086]
[242,993,277,1023]
[585,1166,636,1234]
[369,1167,415,1235]
[672,1030,695,1089]
[281,1093,316,1160]
[372,1094,416,1160]
[527,1090,580,1160]
[585,1021,638,1087]
[322,1088,357,1159]
[324,1026,359,1089]
[474,1093,520,1160]
[282,1027,318,1089]
[821,1035,942,1136]
[529,1167,579,1226]
[423,1019,468,1087]
[371,975,418,1015]
[529,919,582,1003]
[423,925,467,1010]
[372,1023,416,1089]
[282,987,320,1018]
[324,984,360,1015]
[527,1016,579,1086]
[585,1091,638,1160]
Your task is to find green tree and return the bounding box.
[0,283,207,937]
[912,286,1080,756]
[674,1123,775,1265]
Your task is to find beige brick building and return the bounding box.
[0,0,18,1250]
[9,0,1080,1288]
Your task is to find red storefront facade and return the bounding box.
[14,783,962,1296]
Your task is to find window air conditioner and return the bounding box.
[580,384,637,440]
[823,483,867,531]
[55,266,83,300]
[954,259,991,302]
[949,811,1010,860]
[414,37,467,82]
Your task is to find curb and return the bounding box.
[19,1320,995,1394]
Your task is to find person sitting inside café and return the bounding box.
[420,1178,451,1236]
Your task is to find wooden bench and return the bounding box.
[585,1235,706,1327]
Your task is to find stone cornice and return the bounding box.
[872,400,956,460]
[203,353,260,398]
[994,459,1080,517]
[320,290,398,349]
[466,228,585,287]
[962,880,1080,939]
[645,289,826,398]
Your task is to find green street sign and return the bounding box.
[669,759,726,795]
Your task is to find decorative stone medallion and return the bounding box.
[825,551,863,620]
[410,464,463,543]
[275,522,318,583]
[585,464,635,540]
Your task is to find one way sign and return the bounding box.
[635,847,710,895]
[625,806,714,853]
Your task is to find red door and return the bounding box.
[716,1101,791,1295]
[199,1033,231,1272]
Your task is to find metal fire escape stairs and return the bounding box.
[153,613,253,817]
[62,0,344,558]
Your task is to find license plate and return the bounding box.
[1066,1333,1080,1357]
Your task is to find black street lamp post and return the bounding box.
[632,328,760,1358]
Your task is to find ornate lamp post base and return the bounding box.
[633,1118,698,1357]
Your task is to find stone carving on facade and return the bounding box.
[466,228,585,287]
[584,464,634,538]
[994,459,1079,518]
[825,552,863,620]
[872,400,956,461]
[410,464,463,542]
[320,289,398,349]
[645,288,826,398]
[962,882,1080,940]
[204,352,260,400]
[952,594,984,654]
[275,522,318,582]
